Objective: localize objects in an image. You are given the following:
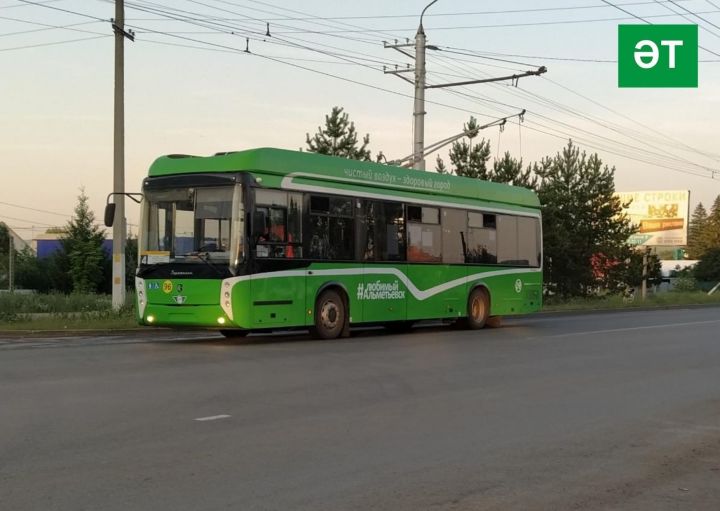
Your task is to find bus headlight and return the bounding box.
[146,315,155,323]
[217,317,226,325]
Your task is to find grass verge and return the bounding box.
[543,291,720,312]
[0,313,140,331]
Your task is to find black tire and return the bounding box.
[466,287,490,330]
[220,329,249,338]
[312,289,346,340]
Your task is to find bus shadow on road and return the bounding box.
[160,321,529,347]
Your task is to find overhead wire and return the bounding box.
[665,0,720,31]
[13,0,719,181]
[119,0,405,68]
[600,0,720,57]
[259,10,720,33]
[426,52,719,176]
[131,0,720,180]
[0,17,103,38]
[0,34,110,51]
[429,44,720,162]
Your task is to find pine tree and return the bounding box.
[306,106,372,161]
[0,222,10,288]
[536,141,636,296]
[435,155,448,174]
[703,195,720,252]
[694,247,720,281]
[61,189,108,294]
[686,202,709,259]
[435,117,492,178]
[490,151,537,189]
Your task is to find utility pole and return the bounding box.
[8,236,14,293]
[384,0,546,171]
[112,0,134,310]
[641,246,652,301]
[413,18,427,170]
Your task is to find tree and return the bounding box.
[694,247,720,282]
[491,151,537,189]
[0,222,10,288]
[536,141,636,297]
[687,202,709,259]
[435,117,491,178]
[61,188,108,294]
[15,247,51,292]
[702,195,720,251]
[306,106,373,160]
[601,248,662,292]
[126,235,138,291]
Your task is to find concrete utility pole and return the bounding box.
[384,0,546,171]
[112,0,134,310]
[413,11,429,170]
[8,236,13,293]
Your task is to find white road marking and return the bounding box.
[194,414,231,422]
[537,319,720,339]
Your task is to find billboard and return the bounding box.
[616,190,690,246]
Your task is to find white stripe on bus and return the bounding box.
[278,173,541,219]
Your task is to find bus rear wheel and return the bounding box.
[466,287,490,329]
[312,289,346,340]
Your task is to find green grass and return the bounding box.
[0,292,113,314]
[0,292,139,331]
[0,313,141,331]
[543,290,720,312]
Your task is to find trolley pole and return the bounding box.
[112,0,134,310]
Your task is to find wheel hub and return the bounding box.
[320,301,339,329]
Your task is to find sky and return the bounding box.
[2,0,720,240]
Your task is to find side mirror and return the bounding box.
[104,203,116,227]
[252,211,267,236]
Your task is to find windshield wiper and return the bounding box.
[192,251,225,276]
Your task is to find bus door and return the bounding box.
[251,191,306,328]
[360,201,406,323]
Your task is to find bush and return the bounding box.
[694,247,720,283]
[672,275,697,292]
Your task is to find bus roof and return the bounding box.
[148,147,540,209]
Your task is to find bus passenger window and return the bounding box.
[407,206,441,263]
[307,194,354,260]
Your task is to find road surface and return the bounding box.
[1,307,719,510]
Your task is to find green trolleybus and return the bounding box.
[127,148,542,339]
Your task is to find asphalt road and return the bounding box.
[1,308,719,510]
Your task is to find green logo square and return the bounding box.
[618,24,698,88]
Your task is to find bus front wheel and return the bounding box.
[312,289,346,340]
[466,288,490,329]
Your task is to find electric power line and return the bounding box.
[601,0,720,57]
[0,34,110,52]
